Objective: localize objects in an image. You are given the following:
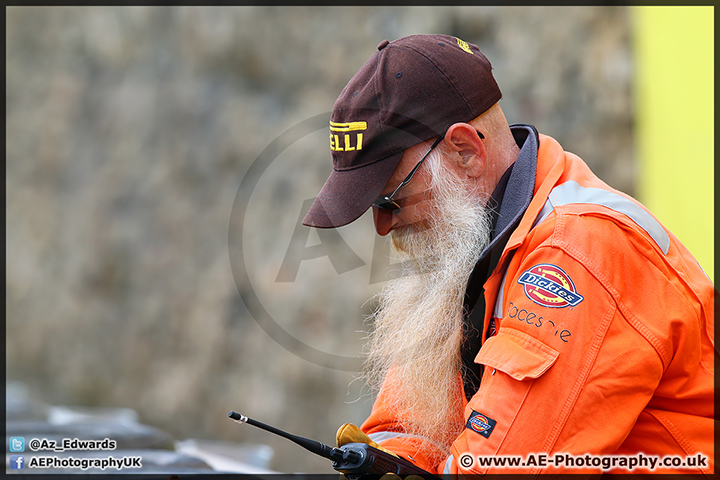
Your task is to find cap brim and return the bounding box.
[302,151,403,228]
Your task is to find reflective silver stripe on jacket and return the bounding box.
[443,455,454,474]
[367,431,446,453]
[493,268,508,319]
[367,431,413,443]
[536,180,669,254]
[493,180,669,319]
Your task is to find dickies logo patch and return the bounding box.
[518,264,584,308]
[466,410,497,438]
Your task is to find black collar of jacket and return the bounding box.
[464,124,539,312]
[460,124,539,399]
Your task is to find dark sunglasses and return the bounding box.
[372,130,485,213]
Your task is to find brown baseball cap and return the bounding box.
[302,34,502,228]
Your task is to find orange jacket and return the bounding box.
[361,132,715,476]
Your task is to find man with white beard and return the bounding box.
[302,34,714,476]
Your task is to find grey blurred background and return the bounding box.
[6,6,633,473]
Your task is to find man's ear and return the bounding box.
[444,123,486,178]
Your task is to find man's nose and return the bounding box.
[372,207,398,236]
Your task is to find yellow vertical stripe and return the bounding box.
[633,6,714,281]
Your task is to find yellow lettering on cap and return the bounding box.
[329,121,368,132]
[457,38,474,55]
[329,121,367,152]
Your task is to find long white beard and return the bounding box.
[363,149,494,460]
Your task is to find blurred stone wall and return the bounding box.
[6,6,633,473]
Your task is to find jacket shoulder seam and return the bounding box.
[546,213,672,368]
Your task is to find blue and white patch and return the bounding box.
[517,264,584,308]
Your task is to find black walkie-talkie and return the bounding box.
[228,411,440,479]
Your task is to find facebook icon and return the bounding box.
[10,455,25,470]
